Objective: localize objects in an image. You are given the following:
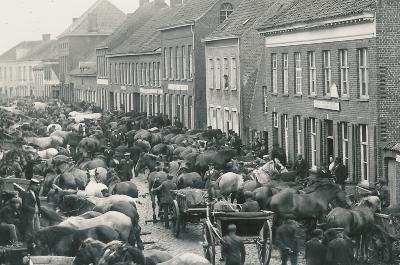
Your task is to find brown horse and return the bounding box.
[326,196,381,261]
[147,171,167,220]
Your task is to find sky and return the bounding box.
[0,0,156,55]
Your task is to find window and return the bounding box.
[23,66,26,81]
[141,63,144,85]
[295,116,301,155]
[223,57,229,89]
[215,58,221,89]
[263,86,268,113]
[340,50,349,97]
[273,112,278,128]
[231,58,237,90]
[308,52,316,95]
[271,54,277,93]
[323,51,331,95]
[163,48,167,78]
[182,46,187,79]
[294,52,302,94]
[176,95,181,121]
[169,47,173,79]
[282,54,288,94]
[220,3,233,23]
[175,46,180,79]
[310,118,317,168]
[282,114,289,162]
[188,45,193,79]
[208,59,214,89]
[360,124,369,183]
[358,48,369,97]
[144,63,148,86]
[157,62,161,86]
[341,123,349,167]
[150,62,154,86]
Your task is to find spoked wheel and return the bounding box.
[170,200,180,237]
[202,223,216,265]
[257,220,273,265]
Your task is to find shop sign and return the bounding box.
[313,100,340,111]
[168,84,188,91]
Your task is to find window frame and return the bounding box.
[273,112,278,128]
[341,122,349,167]
[323,50,331,96]
[340,49,349,97]
[282,53,288,94]
[294,52,302,94]
[308,51,316,95]
[296,116,302,155]
[220,3,233,23]
[208,58,214,89]
[271,53,278,94]
[231,57,237,90]
[310,118,317,169]
[263,86,268,113]
[223,57,229,90]
[215,57,221,90]
[360,124,369,184]
[358,48,369,98]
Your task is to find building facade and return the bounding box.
[33,62,60,98]
[256,0,400,202]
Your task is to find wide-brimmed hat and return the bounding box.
[30,179,40,186]
[124,152,131,156]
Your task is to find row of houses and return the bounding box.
[1,0,400,205]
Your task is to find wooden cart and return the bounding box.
[202,203,274,265]
[29,256,75,265]
[169,189,208,237]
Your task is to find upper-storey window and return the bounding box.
[271,54,277,93]
[294,52,302,94]
[220,3,233,23]
[358,48,369,98]
[323,50,331,96]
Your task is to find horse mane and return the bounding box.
[303,182,340,194]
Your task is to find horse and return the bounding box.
[216,172,244,203]
[32,225,120,256]
[147,171,168,220]
[326,196,381,261]
[177,172,203,189]
[106,173,139,198]
[79,156,108,171]
[135,152,162,175]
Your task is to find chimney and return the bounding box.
[170,0,183,8]
[42,34,51,41]
[88,13,98,32]
[72,17,78,23]
[139,0,149,7]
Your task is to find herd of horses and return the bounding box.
[0,100,384,264]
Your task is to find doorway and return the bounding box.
[326,120,334,162]
[387,158,397,207]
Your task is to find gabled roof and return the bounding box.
[160,0,219,30]
[58,0,126,38]
[97,2,166,50]
[0,41,42,62]
[205,0,280,41]
[110,6,176,55]
[258,0,376,31]
[21,40,58,61]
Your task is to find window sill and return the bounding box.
[282,94,289,97]
[187,79,193,82]
[340,96,350,101]
[231,88,237,91]
[324,96,332,100]
[308,95,317,98]
[271,92,278,96]
[294,94,302,98]
[357,97,369,102]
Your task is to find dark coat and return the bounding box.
[292,159,309,178]
[326,238,353,265]
[222,233,246,265]
[334,164,348,184]
[0,205,21,225]
[276,221,299,252]
[119,159,134,181]
[21,190,40,218]
[158,179,177,204]
[305,237,326,265]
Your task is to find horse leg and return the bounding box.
[151,194,157,221]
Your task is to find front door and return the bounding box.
[387,158,397,207]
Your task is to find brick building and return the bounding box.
[203,0,292,138]
[33,62,60,99]
[96,0,172,113]
[159,0,241,129]
[70,56,98,104]
[254,0,400,204]
[58,0,125,102]
[0,34,57,98]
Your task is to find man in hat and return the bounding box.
[204,162,220,189]
[240,191,260,212]
[305,229,326,265]
[371,179,390,208]
[292,154,309,181]
[151,174,176,228]
[119,153,134,181]
[325,228,354,265]
[104,142,114,167]
[21,179,41,242]
[0,196,22,244]
[333,157,347,191]
[221,224,246,265]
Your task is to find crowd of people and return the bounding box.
[0,98,394,265]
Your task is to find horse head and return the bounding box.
[98,240,145,265]
[309,183,349,208]
[74,238,106,265]
[358,196,381,212]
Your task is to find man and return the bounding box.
[221,224,246,265]
[240,191,260,212]
[104,142,115,166]
[204,163,220,189]
[119,153,134,181]
[292,154,309,181]
[325,228,354,265]
[230,133,242,155]
[24,154,41,180]
[371,179,390,208]
[276,218,299,265]
[305,229,326,265]
[333,157,347,190]
[0,197,22,245]
[21,179,41,242]
[151,174,177,228]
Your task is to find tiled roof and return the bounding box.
[0,41,41,61]
[258,0,376,30]
[58,0,126,38]
[206,0,281,40]
[97,1,167,50]
[21,40,58,61]
[161,0,219,29]
[384,143,400,153]
[111,6,177,54]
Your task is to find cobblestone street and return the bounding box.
[132,174,306,265]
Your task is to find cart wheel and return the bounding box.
[202,223,216,265]
[170,200,180,237]
[257,220,273,265]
